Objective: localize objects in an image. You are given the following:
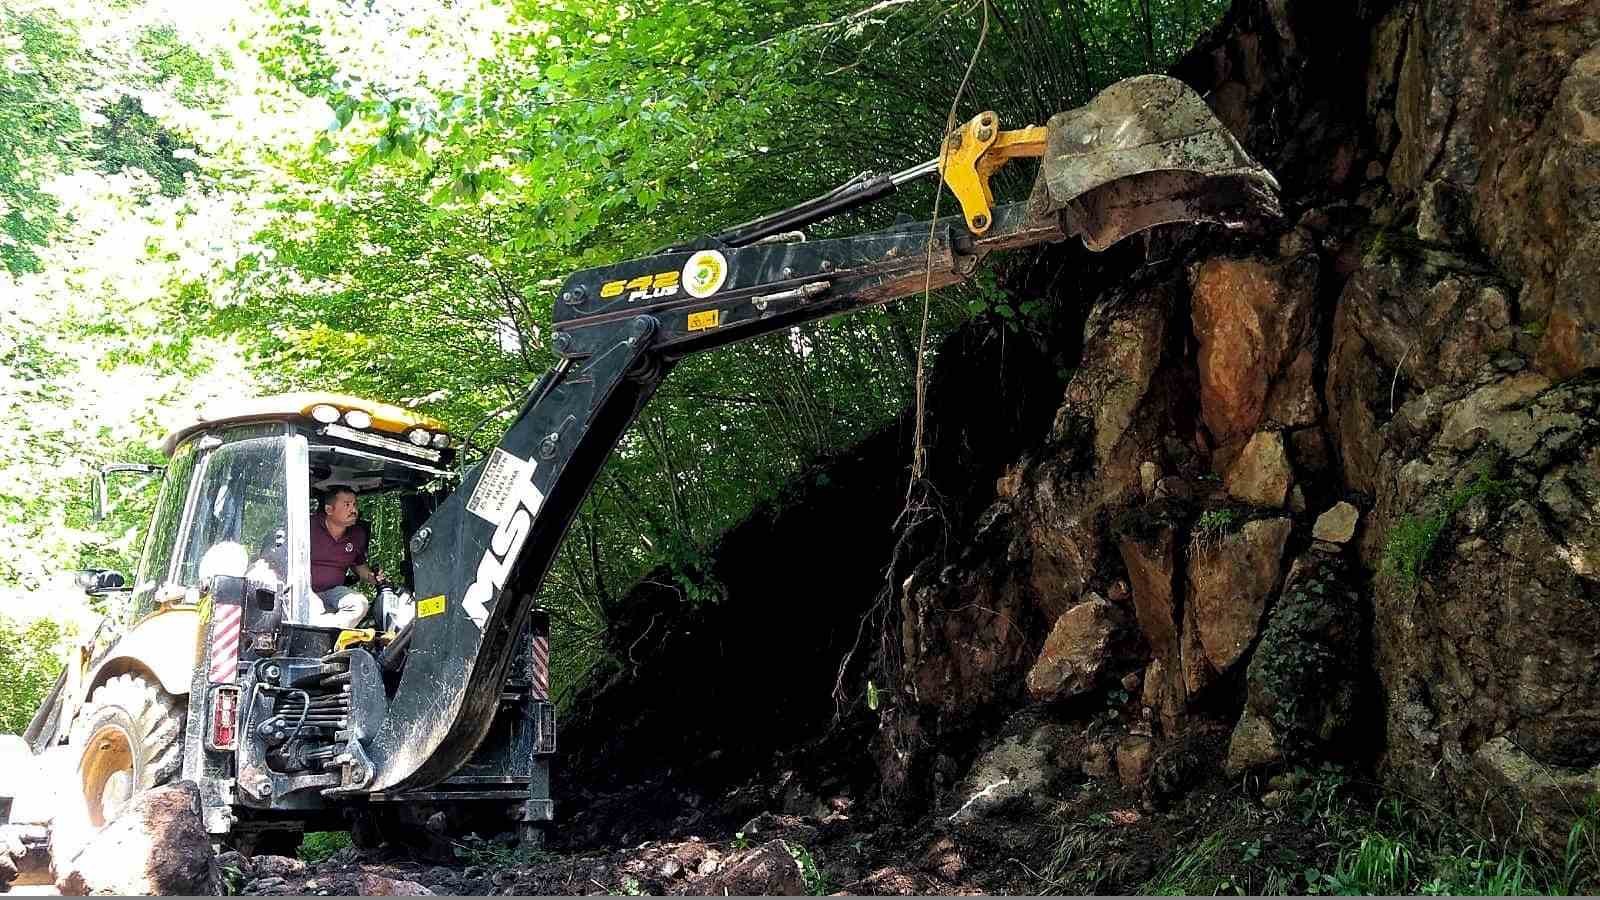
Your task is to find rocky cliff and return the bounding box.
[561,0,1600,866]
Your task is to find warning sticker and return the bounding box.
[687,309,720,332]
[466,448,533,526]
[417,595,446,618]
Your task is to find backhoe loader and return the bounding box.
[19,75,1279,850]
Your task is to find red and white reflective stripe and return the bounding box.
[530,634,549,700]
[209,604,242,684]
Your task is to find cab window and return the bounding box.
[129,440,199,620]
[176,426,289,589]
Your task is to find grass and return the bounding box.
[1144,829,1229,895]
[1189,507,1243,554]
[1125,771,1600,897]
[453,832,556,868]
[1382,465,1512,590]
[298,830,352,863]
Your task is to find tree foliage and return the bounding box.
[216,0,1226,688]
[2,0,1227,700]
[0,615,63,733]
[0,3,84,274]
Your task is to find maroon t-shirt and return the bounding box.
[309,515,369,593]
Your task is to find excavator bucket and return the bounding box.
[1038,74,1280,251]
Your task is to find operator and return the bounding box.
[310,485,384,628]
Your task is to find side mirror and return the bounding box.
[91,463,165,522]
[75,569,127,595]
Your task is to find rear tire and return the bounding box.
[73,674,186,828]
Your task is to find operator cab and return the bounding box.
[128,393,455,631]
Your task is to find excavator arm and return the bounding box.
[363,74,1281,792]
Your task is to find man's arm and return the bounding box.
[352,524,383,586]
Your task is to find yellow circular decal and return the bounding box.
[682,249,729,299]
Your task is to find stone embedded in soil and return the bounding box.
[356,872,435,896]
[948,720,1070,825]
[1116,736,1156,787]
[1082,741,1115,779]
[1140,461,1161,496]
[1025,593,1131,702]
[252,855,306,878]
[921,836,966,881]
[685,840,804,896]
[1312,502,1360,543]
[1187,518,1292,674]
[1224,431,1293,508]
[1225,709,1283,775]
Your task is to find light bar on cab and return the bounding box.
[323,423,443,462]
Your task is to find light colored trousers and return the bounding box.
[311,585,370,630]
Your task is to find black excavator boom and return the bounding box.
[357,74,1282,793]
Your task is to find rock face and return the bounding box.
[1371,379,1600,849]
[55,781,221,897]
[547,0,1600,865]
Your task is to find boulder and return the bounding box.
[1326,253,1522,496]
[1054,299,1172,494]
[1117,527,1180,654]
[1539,226,1600,379]
[1312,502,1361,544]
[1117,523,1186,732]
[55,781,221,896]
[901,520,1038,717]
[946,721,1069,825]
[1191,256,1321,448]
[1025,594,1132,702]
[1225,431,1293,508]
[1187,518,1293,674]
[1139,461,1160,496]
[1469,737,1600,854]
